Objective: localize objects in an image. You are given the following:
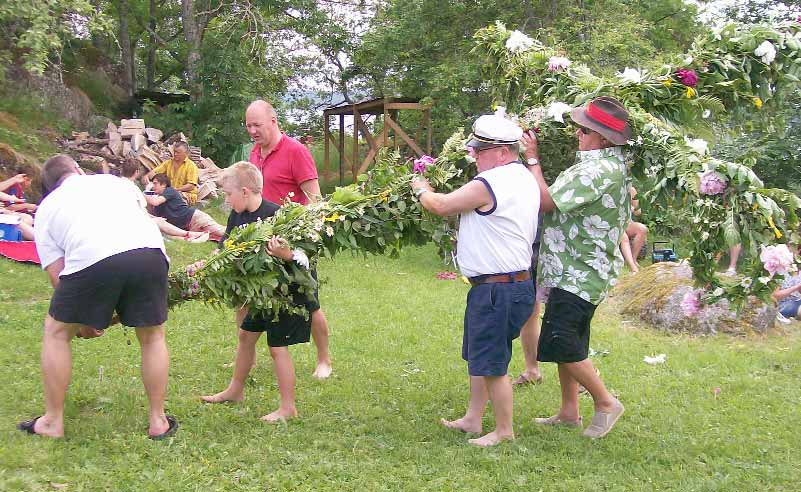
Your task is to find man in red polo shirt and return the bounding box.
[245,99,332,379]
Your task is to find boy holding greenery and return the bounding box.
[201,161,313,422]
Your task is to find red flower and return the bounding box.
[675,68,698,87]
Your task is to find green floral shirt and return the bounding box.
[537,147,631,305]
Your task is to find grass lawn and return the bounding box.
[1,239,800,491]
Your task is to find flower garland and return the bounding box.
[467,21,801,309]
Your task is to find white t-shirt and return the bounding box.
[35,174,167,275]
[457,163,539,278]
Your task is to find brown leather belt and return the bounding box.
[469,271,530,286]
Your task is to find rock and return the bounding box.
[610,261,777,335]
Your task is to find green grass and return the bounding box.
[1,239,801,491]
[0,92,70,160]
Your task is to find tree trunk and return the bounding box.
[146,0,157,89]
[117,0,136,98]
[182,0,203,102]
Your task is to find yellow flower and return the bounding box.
[686,87,696,98]
[325,212,341,222]
[223,239,235,250]
[461,275,470,285]
[662,78,673,87]
[768,216,783,239]
[753,97,763,109]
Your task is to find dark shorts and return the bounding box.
[779,299,801,318]
[306,267,321,312]
[240,286,313,347]
[49,248,168,330]
[462,280,535,376]
[537,288,597,363]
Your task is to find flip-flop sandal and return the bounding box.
[512,373,543,386]
[149,415,179,440]
[17,416,43,435]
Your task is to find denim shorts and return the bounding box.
[779,299,801,319]
[462,280,535,376]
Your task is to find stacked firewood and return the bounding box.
[62,118,224,201]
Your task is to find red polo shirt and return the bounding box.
[249,133,318,205]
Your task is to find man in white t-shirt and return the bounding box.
[17,155,177,440]
[412,112,539,447]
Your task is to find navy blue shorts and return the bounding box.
[779,299,801,318]
[462,280,535,376]
[537,288,597,363]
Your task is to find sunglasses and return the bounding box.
[475,145,502,153]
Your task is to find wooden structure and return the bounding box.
[323,97,432,183]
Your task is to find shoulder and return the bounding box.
[282,135,313,157]
[259,200,280,217]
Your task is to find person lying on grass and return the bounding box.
[119,159,209,243]
[144,173,225,240]
[201,161,313,423]
[412,112,538,447]
[18,154,176,440]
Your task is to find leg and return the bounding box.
[201,327,262,403]
[513,302,542,385]
[627,222,648,259]
[260,346,299,422]
[440,375,487,434]
[727,244,742,273]
[468,375,515,447]
[561,359,624,438]
[18,221,35,241]
[135,325,171,437]
[29,316,80,438]
[310,309,332,379]
[620,231,639,273]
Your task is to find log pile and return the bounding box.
[61,118,224,200]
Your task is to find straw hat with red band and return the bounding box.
[569,96,632,145]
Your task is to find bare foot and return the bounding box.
[260,408,297,423]
[512,369,543,386]
[312,360,332,379]
[19,416,64,438]
[200,390,243,403]
[440,417,482,435]
[468,431,514,447]
[147,415,170,437]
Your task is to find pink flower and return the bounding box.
[675,68,698,87]
[436,271,458,280]
[681,289,702,317]
[413,155,435,174]
[699,171,727,195]
[760,244,794,276]
[547,56,571,71]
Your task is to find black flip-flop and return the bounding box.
[149,415,179,440]
[17,416,43,435]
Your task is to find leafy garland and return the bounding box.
[170,20,801,316]
[168,135,470,318]
[470,21,801,309]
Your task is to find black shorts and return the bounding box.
[49,248,168,330]
[537,288,597,363]
[306,267,321,312]
[240,288,313,347]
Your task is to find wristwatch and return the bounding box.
[414,187,429,198]
[526,157,540,167]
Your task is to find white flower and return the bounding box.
[325,226,334,237]
[547,56,571,71]
[543,227,567,253]
[583,215,610,238]
[684,56,694,65]
[643,354,667,365]
[539,252,564,278]
[505,30,534,53]
[547,102,572,123]
[754,40,777,64]
[740,277,753,289]
[601,194,616,209]
[712,287,724,297]
[702,109,711,119]
[684,137,709,156]
[287,191,295,198]
[617,67,642,84]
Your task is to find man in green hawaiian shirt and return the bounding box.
[521,96,630,439]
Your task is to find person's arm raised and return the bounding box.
[521,130,556,213]
[412,177,492,217]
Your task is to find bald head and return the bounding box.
[245,99,281,152]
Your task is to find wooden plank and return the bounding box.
[354,113,376,149]
[109,131,123,156]
[425,109,432,155]
[357,143,382,175]
[120,118,145,129]
[123,141,132,156]
[106,121,118,138]
[352,109,359,180]
[385,102,430,110]
[120,127,144,139]
[145,128,163,142]
[323,115,331,182]
[384,115,424,156]
[132,133,147,152]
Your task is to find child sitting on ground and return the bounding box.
[120,159,208,242]
[145,173,225,239]
[1,169,37,214]
[201,161,314,422]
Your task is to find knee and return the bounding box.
[136,326,166,346]
[43,316,78,341]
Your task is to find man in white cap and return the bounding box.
[521,96,629,438]
[412,111,539,447]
